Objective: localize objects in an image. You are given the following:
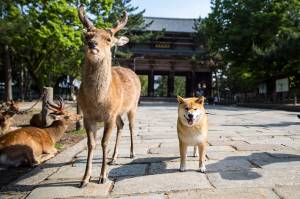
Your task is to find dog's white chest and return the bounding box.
[178,128,206,146]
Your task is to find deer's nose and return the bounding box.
[87,40,97,49]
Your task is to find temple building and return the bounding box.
[118,17,212,98]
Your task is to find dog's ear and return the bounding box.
[195,96,205,104]
[177,96,185,104]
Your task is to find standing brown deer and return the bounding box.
[77,5,141,187]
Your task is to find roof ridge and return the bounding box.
[144,16,197,20]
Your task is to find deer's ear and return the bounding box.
[114,36,129,46]
[49,114,61,120]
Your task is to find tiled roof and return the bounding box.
[143,17,196,33]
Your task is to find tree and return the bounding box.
[105,0,162,65]
[0,0,114,98]
[194,0,300,96]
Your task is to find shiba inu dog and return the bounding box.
[177,96,208,173]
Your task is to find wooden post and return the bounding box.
[148,69,154,97]
[41,87,53,127]
[168,70,175,97]
[76,102,82,130]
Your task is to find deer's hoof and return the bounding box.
[79,181,88,188]
[108,159,117,165]
[98,177,107,184]
[130,153,135,159]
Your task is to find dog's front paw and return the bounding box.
[179,164,186,172]
[199,165,206,173]
[179,167,186,172]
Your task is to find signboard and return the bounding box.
[276,78,289,92]
[258,83,267,94]
[154,43,171,49]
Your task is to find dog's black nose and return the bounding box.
[188,113,193,118]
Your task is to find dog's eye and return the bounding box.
[185,107,189,111]
[194,108,197,110]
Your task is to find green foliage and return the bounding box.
[0,0,113,92]
[107,0,163,65]
[194,0,300,94]
[139,75,148,96]
[174,76,186,97]
[155,76,167,97]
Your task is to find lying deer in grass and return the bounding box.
[77,5,141,187]
[0,99,81,167]
[0,100,20,136]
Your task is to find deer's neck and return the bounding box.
[45,120,65,143]
[83,55,112,102]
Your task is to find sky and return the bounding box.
[130,0,212,19]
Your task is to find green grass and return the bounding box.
[68,129,86,136]
[55,143,64,150]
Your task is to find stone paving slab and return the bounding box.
[112,172,212,195]
[206,151,271,160]
[149,159,253,174]
[48,163,147,180]
[207,168,300,188]
[273,185,300,199]
[167,187,279,199]
[26,179,112,199]
[3,104,300,198]
[250,157,300,169]
[232,143,288,151]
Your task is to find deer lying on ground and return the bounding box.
[77,5,141,187]
[0,100,20,136]
[0,99,81,167]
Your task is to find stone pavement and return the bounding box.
[1,104,300,199]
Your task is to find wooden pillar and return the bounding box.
[76,103,82,130]
[148,69,154,97]
[168,70,175,97]
[41,87,53,127]
[191,70,196,97]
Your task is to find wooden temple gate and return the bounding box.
[118,17,212,98]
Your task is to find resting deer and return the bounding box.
[0,99,81,167]
[0,100,20,136]
[77,5,141,187]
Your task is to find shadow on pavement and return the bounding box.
[222,121,300,127]
[1,152,300,192]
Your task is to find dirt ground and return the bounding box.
[0,106,86,188]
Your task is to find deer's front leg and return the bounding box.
[80,120,97,188]
[99,120,114,184]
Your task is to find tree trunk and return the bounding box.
[20,63,25,101]
[4,45,13,101]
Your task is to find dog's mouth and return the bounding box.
[184,115,194,125]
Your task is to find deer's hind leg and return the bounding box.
[109,115,124,165]
[35,153,56,165]
[128,108,137,158]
